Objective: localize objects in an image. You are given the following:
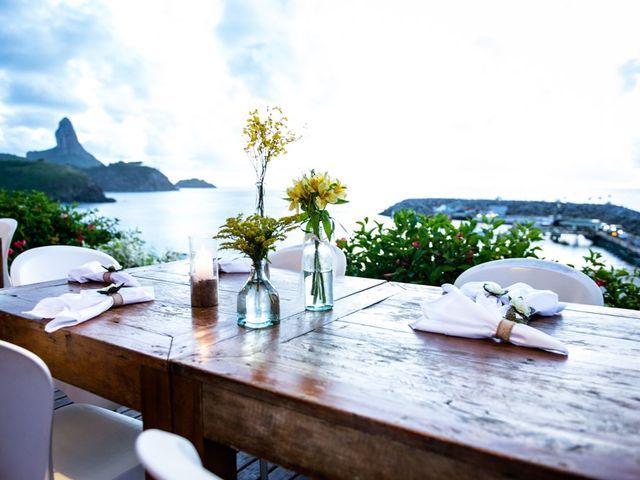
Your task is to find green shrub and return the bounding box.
[99,229,182,269]
[0,190,119,261]
[580,250,640,310]
[339,209,542,285]
[0,190,179,268]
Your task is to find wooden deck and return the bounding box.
[53,390,307,480]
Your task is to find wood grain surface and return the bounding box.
[1,262,638,480]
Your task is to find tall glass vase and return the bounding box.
[303,233,334,311]
[237,259,280,328]
[255,180,265,217]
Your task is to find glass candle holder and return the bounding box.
[189,236,219,308]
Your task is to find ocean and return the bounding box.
[78,188,634,269]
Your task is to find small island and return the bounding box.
[175,178,216,189]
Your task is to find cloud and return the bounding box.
[620,59,640,92]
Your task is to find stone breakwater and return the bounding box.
[381,198,640,236]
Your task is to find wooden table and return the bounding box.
[1,263,639,480]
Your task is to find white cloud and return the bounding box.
[0,0,639,206]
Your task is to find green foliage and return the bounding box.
[98,229,181,269]
[580,250,640,310]
[339,209,542,285]
[0,190,178,269]
[216,214,298,264]
[0,190,118,261]
[0,158,103,202]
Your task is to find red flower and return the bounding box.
[412,241,421,248]
[456,232,464,240]
[595,279,606,287]
[8,248,13,256]
[77,234,85,243]
[13,239,26,249]
[87,224,95,231]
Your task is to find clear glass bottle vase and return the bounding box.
[303,233,334,311]
[237,259,280,328]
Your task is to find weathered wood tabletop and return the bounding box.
[1,262,639,480]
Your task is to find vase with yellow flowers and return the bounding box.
[216,214,297,328]
[243,106,299,217]
[286,170,348,311]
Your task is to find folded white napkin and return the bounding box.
[218,256,252,273]
[411,284,568,355]
[24,286,155,333]
[459,281,565,317]
[68,261,140,287]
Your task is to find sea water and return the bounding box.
[77,188,634,269]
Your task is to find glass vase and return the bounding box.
[303,233,334,311]
[237,259,280,328]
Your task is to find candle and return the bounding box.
[189,236,219,308]
[193,248,214,281]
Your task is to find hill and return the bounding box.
[86,162,177,192]
[0,157,111,202]
[175,178,216,188]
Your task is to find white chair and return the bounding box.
[0,339,143,480]
[10,244,121,286]
[269,243,347,277]
[136,429,222,480]
[453,258,604,305]
[0,218,17,288]
[10,245,122,410]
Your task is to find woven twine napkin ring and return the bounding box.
[495,318,515,342]
[111,293,124,307]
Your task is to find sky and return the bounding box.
[1,0,640,210]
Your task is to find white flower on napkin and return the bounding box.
[24,286,155,333]
[460,281,565,318]
[411,284,568,355]
[67,261,140,287]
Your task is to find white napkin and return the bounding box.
[411,284,568,355]
[24,286,155,333]
[459,281,565,317]
[67,261,140,287]
[218,256,252,273]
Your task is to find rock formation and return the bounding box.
[26,118,103,169]
[86,162,177,192]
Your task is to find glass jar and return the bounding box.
[303,233,334,311]
[237,259,280,328]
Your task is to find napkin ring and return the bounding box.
[495,319,515,342]
[103,271,113,283]
[111,293,124,307]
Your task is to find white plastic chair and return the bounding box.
[0,339,143,480]
[10,245,122,409]
[0,218,17,288]
[453,258,604,305]
[10,244,121,286]
[269,243,347,277]
[136,429,222,480]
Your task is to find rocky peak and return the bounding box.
[55,117,80,153]
[26,118,103,169]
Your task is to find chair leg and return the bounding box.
[259,458,269,480]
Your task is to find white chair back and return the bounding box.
[0,218,18,287]
[269,243,347,277]
[0,339,54,480]
[0,339,143,480]
[10,245,120,286]
[136,429,221,480]
[453,258,604,305]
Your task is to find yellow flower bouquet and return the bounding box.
[285,170,348,240]
[285,170,348,311]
